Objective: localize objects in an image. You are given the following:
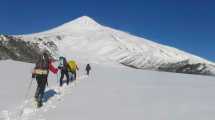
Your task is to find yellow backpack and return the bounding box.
[68,60,77,72]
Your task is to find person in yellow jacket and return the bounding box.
[68,60,79,81]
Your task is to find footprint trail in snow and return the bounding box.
[0,75,88,120]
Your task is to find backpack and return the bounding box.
[35,54,49,70]
[58,57,67,70]
[86,64,91,71]
[68,60,77,72]
[58,57,64,68]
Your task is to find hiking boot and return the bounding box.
[37,100,43,108]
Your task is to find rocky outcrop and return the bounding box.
[0,35,57,63]
[158,60,214,76]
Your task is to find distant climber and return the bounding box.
[68,60,79,81]
[85,64,91,76]
[32,51,58,108]
[58,56,71,87]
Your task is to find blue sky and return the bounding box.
[0,0,214,61]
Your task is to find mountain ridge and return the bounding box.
[19,16,213,63]
[1,16,215,75]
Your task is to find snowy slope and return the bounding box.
[14,16,215,75]
[1,60,215,120]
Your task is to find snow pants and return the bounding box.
[70,71,77,81]
[86,70,90,76]
[60,70,70,86]
[35,75,48,102]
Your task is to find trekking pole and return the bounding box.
[57,72,59,83]
[91,70,95,80]
[89,70,94,81]
[18,77,34,117]
[24,78,34,101]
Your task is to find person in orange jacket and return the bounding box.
[32,52,58,108]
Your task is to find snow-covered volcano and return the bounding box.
[1,16,215,75]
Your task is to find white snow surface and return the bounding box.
[17,16,215,70]
[1,60,215,120]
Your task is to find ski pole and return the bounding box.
[57,71,59,83]
[18,78,34,117]
[91,70,95,81]
[24,78,34,101]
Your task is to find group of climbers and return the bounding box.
[32,51,91,108]
[58,56,80,86]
